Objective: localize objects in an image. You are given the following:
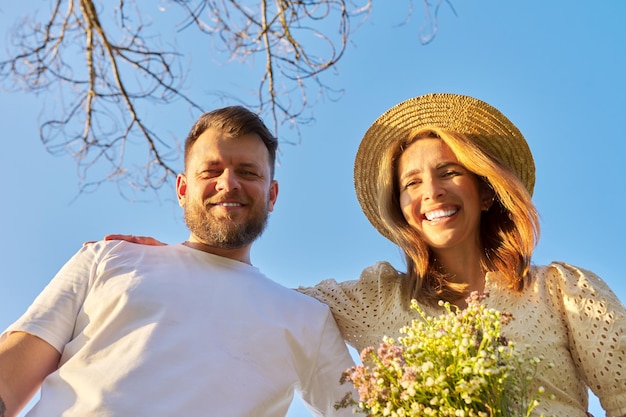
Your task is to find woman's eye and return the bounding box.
[403,179,420,189]
[442,170,460,178]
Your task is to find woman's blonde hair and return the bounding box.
[377,127,540,305]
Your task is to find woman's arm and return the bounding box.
[105,234,166,245]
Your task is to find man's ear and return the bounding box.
[268,180,278,212]
[176,173,187,207]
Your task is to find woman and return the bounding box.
[104,93,625,416]
[298,93,625,417]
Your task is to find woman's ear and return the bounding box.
[480,182,496,212]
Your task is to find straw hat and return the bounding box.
[354,93,535,243]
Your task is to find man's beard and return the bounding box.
[183,197,269,249]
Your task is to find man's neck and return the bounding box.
[182,239,252,265]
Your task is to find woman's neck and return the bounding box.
[433,244,486,307]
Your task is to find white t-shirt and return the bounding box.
[4,241,356,416]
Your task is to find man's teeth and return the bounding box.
[425,208,457,221]
[219,203,241,207]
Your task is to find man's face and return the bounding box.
[176,127,278,249]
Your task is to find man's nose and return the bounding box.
[215,169,240,192]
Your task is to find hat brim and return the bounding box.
[354,93,535,243]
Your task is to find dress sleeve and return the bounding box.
[0,243,104,353]
[297,261,406,350]
[546,262,626,416]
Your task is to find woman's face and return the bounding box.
[397,138,490,254]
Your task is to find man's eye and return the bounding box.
[200,170,220,177]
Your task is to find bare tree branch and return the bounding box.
[419,0,456,44]
[1,0,204,196]
[0,0,451,198]
[171,0,371,144]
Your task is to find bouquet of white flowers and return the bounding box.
[336,293,550,417]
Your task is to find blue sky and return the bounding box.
[1,1,625,416]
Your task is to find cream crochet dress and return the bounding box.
[299,261,626,417]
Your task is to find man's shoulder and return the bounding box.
[80,241,186,269]
[253,275,334,316]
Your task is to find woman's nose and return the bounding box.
[422,177,445,200]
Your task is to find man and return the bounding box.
[0,106,355,416]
